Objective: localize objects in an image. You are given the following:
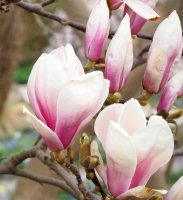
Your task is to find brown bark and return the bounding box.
[0,7,24,117]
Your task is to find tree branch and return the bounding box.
[5,168,77,198]
[15,0,152,41]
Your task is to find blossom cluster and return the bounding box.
[24,0,183,199]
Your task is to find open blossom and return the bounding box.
[105,14,133,92]
[93,98,174,197]
[143,11,182,94]
[157,71,183,113]
[85,0,110,62]
[24,44,109,152]
[123,0,159,34]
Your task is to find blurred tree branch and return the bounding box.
[0,141,100,200]
[2,0,153,41]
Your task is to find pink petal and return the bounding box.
[105,14,133,92]
[34,53,69,130]
[55,71,109,149]
[23,107,63,152]
[105,121,137,197]
[119,99,146,135]
[90,140,107,184]
[123,0,159,20]
[130,124,174,188]
[157,72,183,112]
[165,176,183,200]
[124,6,146,35]
[94,103,124,147]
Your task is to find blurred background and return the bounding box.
[0,0,183,199]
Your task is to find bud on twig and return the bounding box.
[83,155,99,170]
[79,133,91,166]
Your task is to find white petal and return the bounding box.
[105,121,137,196]
[130,124,174,188]
[119,98,146,135]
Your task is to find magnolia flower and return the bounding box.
[25,44,109,152]
[105,14,133,92]
[165,176,183,200]
[94,98,174,197]
[85,0,110,62]
[123,0,159,34]
[157,71,183,112]
[143,11,182,94]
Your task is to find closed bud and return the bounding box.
[85,0,110,61]
[79,133,91,166]
[105,14,133,92]
[143,11,182,94]
[83,155,99,169]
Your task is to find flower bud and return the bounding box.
[79,133,91,166]
[143,11,182,94]
[85,0,110,62]
[105,14,133,92]
[157,71,183,113]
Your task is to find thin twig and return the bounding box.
[35,149,83,199]
[64,161,98,200]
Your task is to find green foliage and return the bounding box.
[14,61,33,83]
[168,169,183,186]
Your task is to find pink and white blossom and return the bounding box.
[85,0,110,61]
[94,98,174,197]
[105,14,133,92]
[25,44,109,152]
[143,11,182,94]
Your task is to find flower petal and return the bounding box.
[85,0,110,61]
[157,71,183,112]
[143,11,182,93]
[34,53,69,130]
[27,55,46,124]
[130,124,174,188]
[94,103,124,147]
[23,107,63,152]
[55,71,109,149]
[50,44,84,77]
[119,99,146,135]
[105,121,137,197]
[148,115,170,128]
[105,14,133,92]
[123,0,159,20]
[165,176,183,200]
